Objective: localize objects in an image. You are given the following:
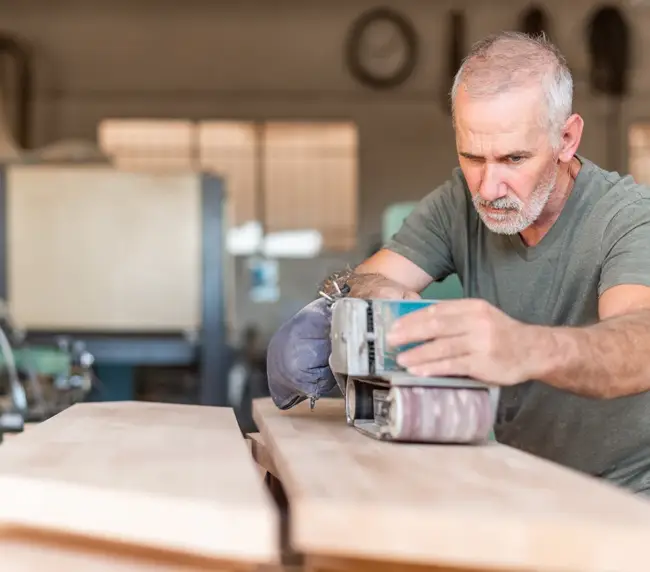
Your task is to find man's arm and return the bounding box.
[527,197,650,399]
[322,249,435,299]
[528,285,650,399]
[322,178,463,299]
[266,177,463,409]
[389,195,650,398]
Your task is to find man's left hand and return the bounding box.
[386,298,537,386]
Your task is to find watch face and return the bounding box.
[346,8,418,89]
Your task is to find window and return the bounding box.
[98,119,196,171]
[97,119,359,252]
[199,121,258,228]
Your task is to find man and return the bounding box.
[266,31,650,496]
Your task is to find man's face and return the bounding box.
[454,86,561,234]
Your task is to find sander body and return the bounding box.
[329,297,499,444]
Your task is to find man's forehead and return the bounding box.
[454,94,548,154]
[455,86,545,128]
[456,125,544,152]
[458,101,542,131]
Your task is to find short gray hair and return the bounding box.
[450,31,573,147]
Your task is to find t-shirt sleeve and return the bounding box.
[384,177,462,281]
[599,197,650,295]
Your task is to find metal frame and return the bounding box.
[0,167,228,407]
[199,173,228,406]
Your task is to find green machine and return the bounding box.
[382,202,463,299]
[0,319,95,440]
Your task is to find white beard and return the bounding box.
[472,167,557,235]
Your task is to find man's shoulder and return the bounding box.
[575,157,650,257]
[581,156,650,217]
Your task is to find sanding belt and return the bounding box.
[343,376,495,443]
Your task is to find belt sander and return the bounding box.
[329,297,499,444]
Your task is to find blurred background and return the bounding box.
[0,0,641,435]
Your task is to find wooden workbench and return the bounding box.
[252,396,650,572]
[0,401,280,571]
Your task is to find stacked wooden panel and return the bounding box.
[0,401,279,571]
[253,397,650,572]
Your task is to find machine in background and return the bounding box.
[0,163,228,409]
[0,302,96,441]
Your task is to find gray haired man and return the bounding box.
[266,31,650,497]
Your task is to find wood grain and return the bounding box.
[0,401,279,567]
[304,554,489,572]
[252,397,650,572]
[0,526,254,571]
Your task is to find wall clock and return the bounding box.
[345,7,419,89]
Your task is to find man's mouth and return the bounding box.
[483,205,514,214]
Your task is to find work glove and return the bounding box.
[266,297,337,409]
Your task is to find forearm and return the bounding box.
[320,250,433,300]
[321,267,419,299]
[527,310,650,399]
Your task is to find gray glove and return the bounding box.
[266,297,337,409]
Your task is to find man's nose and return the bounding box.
[478,165,507,201]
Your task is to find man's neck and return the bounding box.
[519,157,581,247]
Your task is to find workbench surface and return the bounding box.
[253,397,650,572]
[0,401,279,569]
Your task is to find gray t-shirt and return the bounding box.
[385,155,650,494]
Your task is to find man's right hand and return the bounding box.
[266,290,420,411]
[365,285,422,300]
[266,258,423,410]
[344,274,422,301]
[266,297,337,409]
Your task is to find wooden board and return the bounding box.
[6,164,202,331]
[0,527,241,571]
[0,528,295,572]
[0,401,279,568]
[252,397,650,572]
[0,526,294,572]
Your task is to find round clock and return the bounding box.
[345,7,419,89]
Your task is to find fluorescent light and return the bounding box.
[262,230,322,258]
[226,223,323,258]
[226,221,263,255]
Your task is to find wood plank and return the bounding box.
[252,397,650,572]
[304,554,484,572]
[0,526,249,571]
[0,525,298,571]
[0,401,279,568]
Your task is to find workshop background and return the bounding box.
[0,0,641,434]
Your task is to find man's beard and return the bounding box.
[472,167,557,235]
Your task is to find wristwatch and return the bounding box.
[318,269,352,304]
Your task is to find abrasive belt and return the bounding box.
[387,386,494,443]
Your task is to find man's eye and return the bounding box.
[509,155,523,163]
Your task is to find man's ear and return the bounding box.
[558,113,584,163]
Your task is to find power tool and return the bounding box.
[328,297,499,444]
